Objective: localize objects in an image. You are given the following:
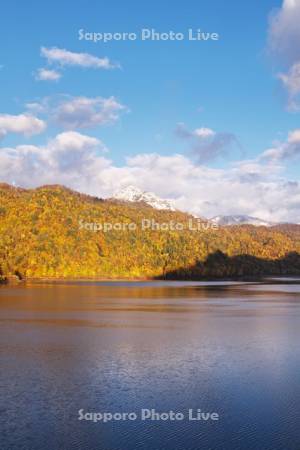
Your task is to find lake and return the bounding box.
[1,280,300,450]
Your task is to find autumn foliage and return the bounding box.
[0,183,299,280]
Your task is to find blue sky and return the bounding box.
[0,0,300,221]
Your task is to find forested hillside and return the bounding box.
[0,183,299,280]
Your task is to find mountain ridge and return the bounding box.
[1,183,299,280]
[5,183,294,226]
[112,185,176,211]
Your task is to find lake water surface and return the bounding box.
[1,280,300,450]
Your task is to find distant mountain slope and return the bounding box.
[112,185,175,211]
[211,215,274,227]
[0,183,299,280]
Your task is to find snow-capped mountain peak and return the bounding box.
[112,188,277,224]
[112,185,175,211]
[210,215,274,227]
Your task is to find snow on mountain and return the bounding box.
[112,187,278,224]
[210,215,274,227]
[112,186,176,211]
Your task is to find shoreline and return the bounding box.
[1,275,300,285]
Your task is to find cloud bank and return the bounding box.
[1,130,299,223]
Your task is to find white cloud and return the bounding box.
[268,0,300,108]
[0,113,46,139]
[278,62,300,110]
[0,131,107,188]
[25,95,127,130]
[48,131,102,152]
[53,95,127,129]
[41,46,120,69]
[193,127,216,138]
[1,132,300,223]
[25,102,47,114]
[175,122,239,162]
[35,68,61,81]
[268,0,300,63]
[261,128,300,160]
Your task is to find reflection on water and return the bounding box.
[0,280,300,450]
